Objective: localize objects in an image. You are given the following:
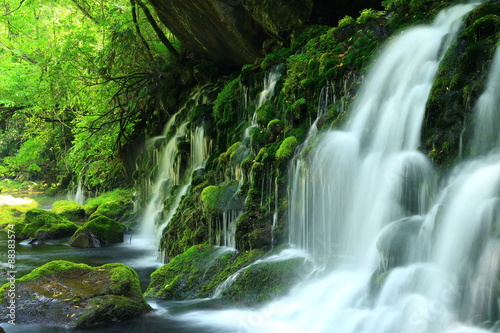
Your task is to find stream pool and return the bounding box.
[0,225,231,332]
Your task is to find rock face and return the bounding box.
[148,0,270,66]
[69,216,124,247]
[0,260,151,329]
[12,209,79,240]
[147,0,384,66]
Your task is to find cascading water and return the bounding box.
[68,178,85,204]
[176,3,498,332]
[214,65,284,249]
[140,113,188,247]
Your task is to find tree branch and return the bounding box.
[1,0,26,16]
[135,0,181,61]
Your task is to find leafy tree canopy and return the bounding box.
[0,0,180,190]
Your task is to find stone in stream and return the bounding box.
[12,209,79,240]
[0,260,151,329]
[69,216,124,248]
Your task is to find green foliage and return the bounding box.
[356,9,386,25]
[338,15,355,28]
[0,0,181,188]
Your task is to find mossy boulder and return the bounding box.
[82,188,133,218]
[276,136,298,161]
[51,200,86,221]
[0,260,151,328]
[69,216,124,248]
[88,201,131,221]
[220,254,314,306]
[12,209,79,240]
[145,245,263,299]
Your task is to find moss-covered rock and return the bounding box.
[424,2,500,168]
[11,209,78,240]
[83,188,133,218]
[276,136,298,161]
[145,245,264,299]
[51,200,86,221]
[220,254,314,306]
[69,216,124,248]
[0,260,150,328]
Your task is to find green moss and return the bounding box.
[145,245,265,300]
[88,201,131,221]
[83,188,133,216]
[221,256,313,306]
[0,197,39,225]
[276,136,298,161]
[69,216,124,247]
[12,209,78,240]
[0,260,150,328]
[200,186,224,214]
[52,200,85,221]
[256,102,276,126]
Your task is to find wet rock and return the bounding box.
[376,216,427,270]
[12,209,78,240]
[0,260,150,329]
[69,216,124,248]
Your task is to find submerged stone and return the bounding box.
[0,260,150,329]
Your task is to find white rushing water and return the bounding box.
[140,108,212,252]
[174,3,500,333]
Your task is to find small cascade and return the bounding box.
[68,178,85,204]
[470,46,500,156]
[140,113,187,246]
[212,65,284,249]
[243,64,284,146]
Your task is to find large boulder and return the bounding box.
[69,216,124,248]
[51,200,86,221]
[145,244,263,299]
[12,209,79,240]
[219,250,314,306]
[0,260,151,328]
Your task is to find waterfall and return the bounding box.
[470,46,500,156]
[140,113,187,246]
[176,4,498,332]
[73,178,85,204]
[140,112,212,250]
[68,178,85,204]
